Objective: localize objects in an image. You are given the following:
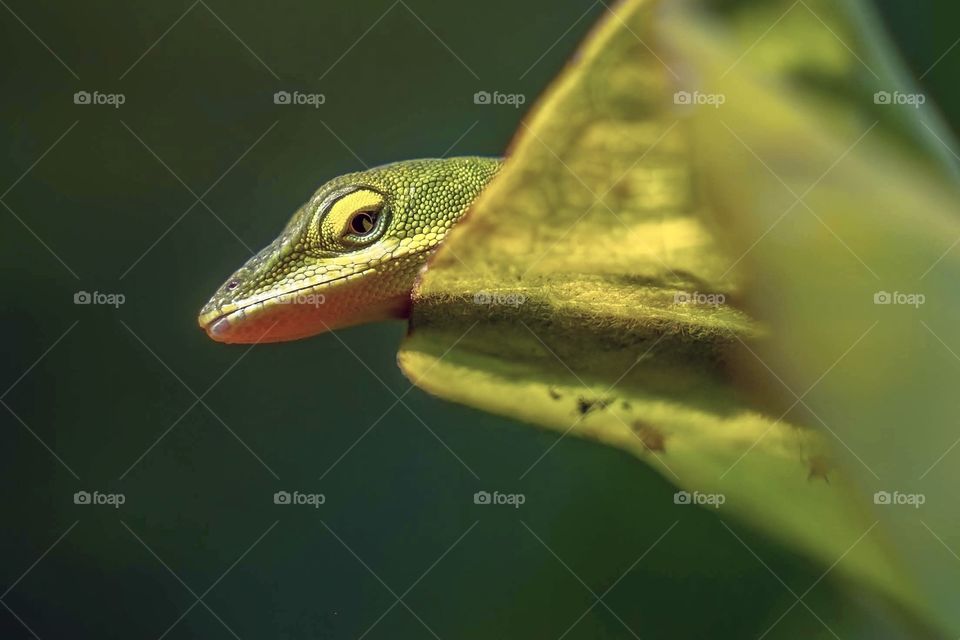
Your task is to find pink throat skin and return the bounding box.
[204,292,412,344]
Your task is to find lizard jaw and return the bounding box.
[199,278,411,344]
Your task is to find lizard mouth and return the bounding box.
[198,269,377,343]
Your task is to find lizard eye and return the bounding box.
[350,211,378,235]
[317,187,389,249]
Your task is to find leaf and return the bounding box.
[397,0,948,630]
[660,0,960,634]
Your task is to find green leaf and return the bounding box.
[399,0,952,631]
[661,0,960,635]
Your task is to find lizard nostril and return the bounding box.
[226,280,240,291]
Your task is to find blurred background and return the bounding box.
[0,1,956,637]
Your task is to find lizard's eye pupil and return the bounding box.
[351,211,377,234]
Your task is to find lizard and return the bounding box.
[198,157,501,343]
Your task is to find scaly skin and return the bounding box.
[198,157,501,343]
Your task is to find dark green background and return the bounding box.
[0,1,955,638]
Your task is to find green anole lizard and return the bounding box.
[198,157,501,343]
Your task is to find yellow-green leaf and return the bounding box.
[398,0,949,631]
[662,0,960,634]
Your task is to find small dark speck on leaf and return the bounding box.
[577,396,612,416]
[807,455,831,483]
[632,421,666,453]
[621,401,632,410]
[612,180,633,199]
[548,387,562,400]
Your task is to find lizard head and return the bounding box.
[198,156,501,343]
